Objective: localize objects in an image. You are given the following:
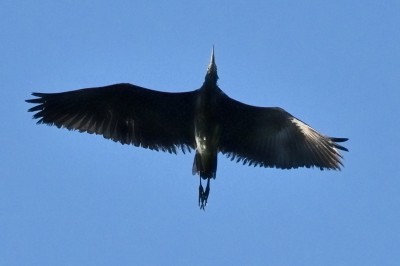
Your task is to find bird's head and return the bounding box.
[204,46,219,85]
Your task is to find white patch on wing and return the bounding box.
[289,117,315,138]
[290,117,339,156]
[289,117,324,151]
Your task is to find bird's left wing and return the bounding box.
[27,83,197,153]
[217,95,348,170]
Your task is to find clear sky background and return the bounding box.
[1,1,399,265]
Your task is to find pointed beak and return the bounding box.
[207,46,218,77]
[209,46,215,68]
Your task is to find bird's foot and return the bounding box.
[199,178,210,210]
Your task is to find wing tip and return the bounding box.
[330,137,349,152]
[26,92,47,104]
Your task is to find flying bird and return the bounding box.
[26,48,348,209]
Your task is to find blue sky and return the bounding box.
[1,1,399,265]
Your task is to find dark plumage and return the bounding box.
[26,48,348,209]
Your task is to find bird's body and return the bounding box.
[192,52,221,206]
[27,48,348,209]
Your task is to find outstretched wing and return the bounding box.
[217,95,348,170]
[27,83,197,153]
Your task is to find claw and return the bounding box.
[198,178,210,210]
[199,178,204,208]
[205,178,210,198]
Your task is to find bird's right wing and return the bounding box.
[27,83,198,153]
[217,95,348,170]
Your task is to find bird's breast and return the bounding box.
[194,92,220,155]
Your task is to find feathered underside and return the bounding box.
[27,84,348,170]
[26,83,197,154]
[216,94,348,170]
[26,49,349,211]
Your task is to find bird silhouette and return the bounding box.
[26,47,348,209]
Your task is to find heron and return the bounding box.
[26,48,348,209]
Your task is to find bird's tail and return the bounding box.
[192,151,217,179]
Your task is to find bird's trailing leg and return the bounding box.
[199,178,210,210]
